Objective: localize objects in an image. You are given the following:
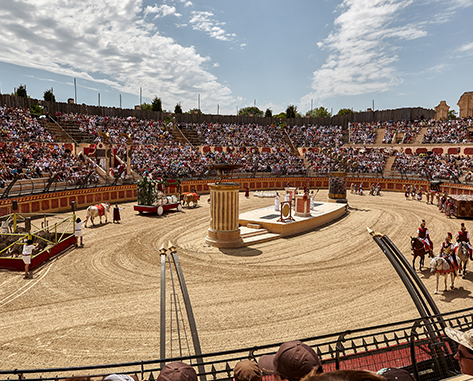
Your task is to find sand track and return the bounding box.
[1,190,472,370]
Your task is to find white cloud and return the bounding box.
[458,41,473,53]
[189,11,236,41]
[144,4,181,18]
[302,0,427,105]
[0,0,235,112]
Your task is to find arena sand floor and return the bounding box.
[0,189,472,370]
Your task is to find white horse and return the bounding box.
[456,241,470,278]
[430,255,459,294]
[84,203,111,227]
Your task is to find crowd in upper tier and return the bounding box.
[54,112,179,146]
[1,106,473,183]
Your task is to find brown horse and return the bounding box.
[180,193,200,208]
[411,236,433,271]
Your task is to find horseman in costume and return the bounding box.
[440,232,460,270]
[455,223,473,260]
[418,220,433,256]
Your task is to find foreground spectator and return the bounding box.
[376,368,415,381]
[258,355,277,376]
[269,341,322,381]
[446,326,473,376]
[158,362,197,381]
[301,370,384,381]
[234,359,262,381]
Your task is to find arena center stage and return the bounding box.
[238,202,348,245]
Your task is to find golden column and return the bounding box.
[205,165,244,248]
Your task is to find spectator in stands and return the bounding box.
[234,359,262,381]
[446,326,473,376]
[268,340,322,381]
[157,362,197,381]
[301,370,385,381]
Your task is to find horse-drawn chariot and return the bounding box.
[134,177,182,216]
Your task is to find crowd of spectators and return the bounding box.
[1,105,55,142]
[4,105,473,188]
[304,147,388,175]
[0,141,98,186]
[287,124,344,148]
[348,123,378,144]
[391,152,473,181]
[422,118,473,144]
[382,120,422,144]
[131,145,306,179]
[55,112,179,146]
[194,122,289,148]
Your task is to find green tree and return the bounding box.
[141,102,152,111]
[43,89,56,102]
[306,107,331,118]
[337,108,353,116]
[264,108,272,118]
[188,108,202,115]
[286,105,298,119]
[448,110,457,120]
[151,96,162,112]
[273,112,286,119]
[174,103,183,114]
[30,105,42,115]
[238,106,263,117]
[15,84,27,98]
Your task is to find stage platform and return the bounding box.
[238,202,348,245]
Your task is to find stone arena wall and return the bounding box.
[1,177,473,217]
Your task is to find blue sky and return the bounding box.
[0,0,472,116]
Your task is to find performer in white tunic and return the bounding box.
[284,192,290,202]
[310,191,315,210]
[274,192,280,211]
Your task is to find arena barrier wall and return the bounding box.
[1,178,473,217]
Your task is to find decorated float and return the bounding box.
[134,177,183,215]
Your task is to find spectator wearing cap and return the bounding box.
[446,327,473,376]
[258,355,277,377]
[301,370,384,381]
[158,362,197,381]
[376,368,415,381]
[234,359,262,381]
[268,341,322,381]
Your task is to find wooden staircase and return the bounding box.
[283,131,299,155]
[171,126,203,146]
[382,155,397,177]
[375,128,385,145]
[413,127,428,144]
[41,119,95,144]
